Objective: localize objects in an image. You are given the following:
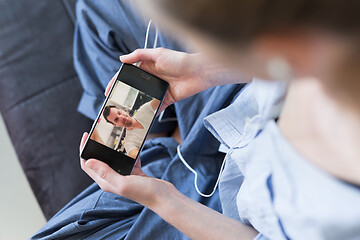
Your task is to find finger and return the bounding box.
[156,92,172,115]
[135,158,142,169]
[104,78,115,97]
[80,158,86,169]
[130,158,148,177]
[104,70,120,96]
[83,159,124,192]
[82,161,112,191]
[120,48,160,64]
[157,105,167,116]
[79,132,89,152]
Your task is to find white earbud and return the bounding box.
[266,56,293,81]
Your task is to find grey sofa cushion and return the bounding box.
[0,0,93,219]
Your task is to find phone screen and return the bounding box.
[81,63,168,175]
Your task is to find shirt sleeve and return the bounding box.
[133,102,155,128]
[136,102,154,115]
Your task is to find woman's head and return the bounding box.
[149,0,359,45]
[139,0,360,107]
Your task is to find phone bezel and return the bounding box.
[80,63,169,175]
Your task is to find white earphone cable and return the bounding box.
[177,115,260,198]
[158,110,178,123]
[176,138,242,198]
[138,20,178,123]
[153,24,158,48]
[135,20,158,67]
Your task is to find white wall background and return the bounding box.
[110,81,138,109]
[110,82,131,108]
[96,117,115,144]
[0,115,46,239]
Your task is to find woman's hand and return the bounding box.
[79,133,258,240]
[105,48,250,112]
[79,132,175,208]
[104,48,212,113]
[122,48,211,112]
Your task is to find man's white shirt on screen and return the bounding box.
[124,101,155,153]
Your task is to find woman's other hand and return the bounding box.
[79,132,175,209]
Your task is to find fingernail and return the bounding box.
[85,160,93,169]
[119,55,128,61]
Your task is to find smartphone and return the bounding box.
[80,63,168,175]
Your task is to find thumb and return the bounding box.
[84,159,123,193]
[120,48,160,64]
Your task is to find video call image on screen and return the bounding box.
[90,81,160,159]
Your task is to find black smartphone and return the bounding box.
[80,63,168,175]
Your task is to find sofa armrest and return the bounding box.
[0,0,93,219]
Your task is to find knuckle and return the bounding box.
[98,169,108,180]
[156,47,165,54]
[133,48,142,56]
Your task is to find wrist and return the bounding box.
[191,53,217,90]
[148,181,181,217]
[193,53,252,88]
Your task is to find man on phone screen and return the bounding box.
[103,98,160,158]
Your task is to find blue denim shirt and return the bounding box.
[204,79,360,240]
